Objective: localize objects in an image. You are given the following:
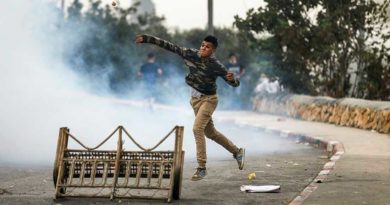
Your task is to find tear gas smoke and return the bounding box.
[0,0,297,166]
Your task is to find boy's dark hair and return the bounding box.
[204,35,218,48]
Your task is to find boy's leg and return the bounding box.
[191,96,245,171]
[191,96,218,168]
[204,117,245,170]
[204,119,239,155]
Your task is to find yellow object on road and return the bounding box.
[248,172,256,180]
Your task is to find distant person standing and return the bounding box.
[268,77,282,94]
[138,53,163,104]
[226,53,245,80]
[254,74,271,95]
[225,53,246,108]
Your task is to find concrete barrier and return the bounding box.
[252,94,390,134]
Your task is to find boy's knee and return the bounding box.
[205,129,217,139]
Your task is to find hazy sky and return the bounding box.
[151,0,265,30]
[100,0,265,30]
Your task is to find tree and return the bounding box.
[235,0,320,94]
[235,0,390,99]
[62,0,170,93]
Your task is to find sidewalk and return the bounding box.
[215,111,390,205]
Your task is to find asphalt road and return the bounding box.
[0,128,327,205]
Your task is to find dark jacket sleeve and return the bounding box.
[142,34,196,59]
[213,59,240,87]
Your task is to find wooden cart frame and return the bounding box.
[53,126,184,202]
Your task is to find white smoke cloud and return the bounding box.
[0,0,193,166]
[0,0,129,164]
[0,0,296,167]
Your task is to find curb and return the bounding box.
[282,131,345,205]
[229,120,345,205]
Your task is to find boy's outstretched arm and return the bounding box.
[135,34,195,58]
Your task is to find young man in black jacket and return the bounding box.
[135,34,245,181]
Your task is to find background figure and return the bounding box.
[254,74,282,95]
[138,53,163,104]
[254,73,271,95]
[226,53,245,79]
[268,77,282,94]
[225,53,246,109]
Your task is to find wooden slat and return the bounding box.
[135,162,142,187]
[102,162,108,186]
[80,161,86,185]
[123,161,130,186]
[90,160,97,186]
[147,163,153,187]
[157,162,164,187]
[68,159,76,185]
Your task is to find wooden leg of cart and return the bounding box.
[54,127,69,198]
[173,151,185,200]
[172,126,184,200]
[110,126,123,200]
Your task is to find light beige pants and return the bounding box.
[190,95,239,168]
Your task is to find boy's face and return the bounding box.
[199,41,215,58]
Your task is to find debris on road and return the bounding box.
[248,172,256,180]
[248,170,266,180]
[0,188,12,195]
[240,185,281,193]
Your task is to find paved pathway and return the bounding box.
[215,111,390,205]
